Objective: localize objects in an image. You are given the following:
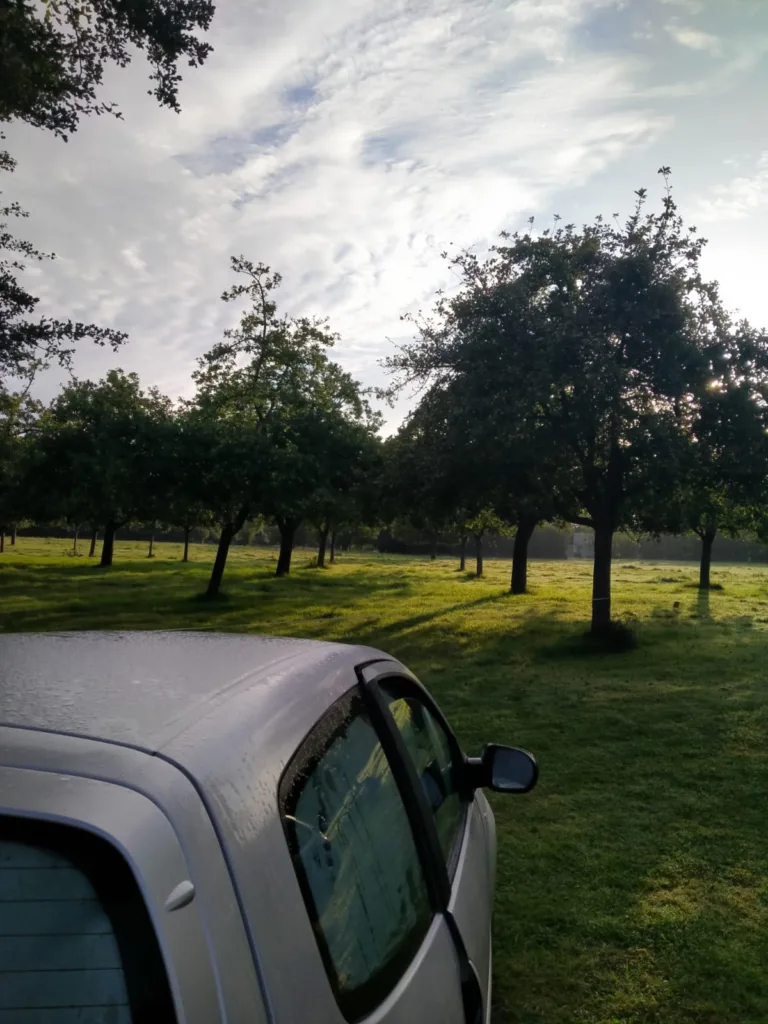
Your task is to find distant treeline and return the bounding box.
[19,523,768,564]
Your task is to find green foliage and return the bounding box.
[157,407,217,537]
[0,388,40,528]
[664,321,768,539]
[287,409,382,537]
[26,369,172,543]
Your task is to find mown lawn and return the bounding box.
[2,538,768,1023]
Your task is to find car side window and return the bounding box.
[0,816,176,1023]
[380,681,466,872]
[279,691,433,1022]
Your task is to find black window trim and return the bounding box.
[367,670,470,882]
[354,668,451,909]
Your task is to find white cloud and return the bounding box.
[665,23,722,53]
[696,153,768,221]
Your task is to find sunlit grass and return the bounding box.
[2,537,768,1022]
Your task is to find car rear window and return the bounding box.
[0,816,176,1023]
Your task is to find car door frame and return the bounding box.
[0,726,269,1024]
[356,660,486,1024]
[0,762,225,1022]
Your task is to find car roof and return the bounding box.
[0,631,383,753]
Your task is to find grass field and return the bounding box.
[2,537,768,1023]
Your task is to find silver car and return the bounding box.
[0,631,537,1024]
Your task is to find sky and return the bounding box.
[4,0,768,425]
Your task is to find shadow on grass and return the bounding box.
[695,588,711,618]
[3,557,482,633]
[371,592,509,637]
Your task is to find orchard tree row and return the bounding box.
[1,258,382,598]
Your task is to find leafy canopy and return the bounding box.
[1,0,215,139]
[28,368,172,528]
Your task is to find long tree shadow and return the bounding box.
[694,587,711,618]
[368,591,510,640]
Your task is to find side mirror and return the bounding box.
[464,744,538,794]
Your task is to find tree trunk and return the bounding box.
[459,535,467,572]
[699,530,716,590]
[183,525,191,563]
[206,524,234,598]
[317,525,329,568]
[511,517,537,594]
[10,524,16,546]
[147,534,155,558]
[204,507,248,599]
[72,527,79,555]
[0,530,4,554]
[591,523,614,633]
[100,521,117,567]
[276,520,298,577]
[430,534,438,561]
[474,533,483,577]
[330,528,337,564]
[88,528,98,557]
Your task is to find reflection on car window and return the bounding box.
[382,685,465,870]
[281,694,431,1021]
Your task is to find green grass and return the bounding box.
[3,538,768,1023]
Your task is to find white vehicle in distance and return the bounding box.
[0,631,537,1024]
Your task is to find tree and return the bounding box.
[193,257,369,596]
[182,412,265,593]
[385,268,560,594]
[28,369,172,566]
[429,376,551,590]
[477,389,559,595]
[382,393,465,564]
[307,414,381,569]
[0,389,39,549]
[387,171,727,634]
[1,0,215,139]
[645,320,768,589]
[262,401,380,576]
[158,407,216,563]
